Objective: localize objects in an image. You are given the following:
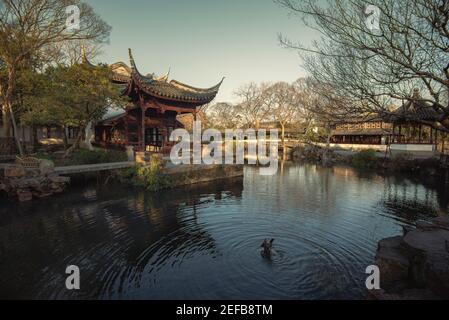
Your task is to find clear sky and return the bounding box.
[87,0,319,103]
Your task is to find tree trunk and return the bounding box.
[84,121,95,151]
[322,122,332,166]
[1,104,10,137]
[5,65,24,156]
[31,124,38,152]
[64,126,84,158]
[62,125,69,150]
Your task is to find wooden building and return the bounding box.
[330,89,447,155]
[387,90,442,145]
[93,49,223,153]
[386,89,446,155]
[331,116,394,145]
[1,109,79,156]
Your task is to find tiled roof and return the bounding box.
[388,100,441,122]
[82,46,223,105]
[127,49,223,104]
[110,62,132,84]
[331,114,385,125]
[100,108,126,124]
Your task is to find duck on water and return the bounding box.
[260,238,274,259]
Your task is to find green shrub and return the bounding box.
[352,149,378,168]
[389,153,414,171]
[65,149,127,165]
[37,149,127,166]
[35,152,57,162]
[119,156,171,191]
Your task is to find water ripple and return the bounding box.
[0,163,441,299]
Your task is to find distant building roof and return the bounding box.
[331,114,384,125]
[386,89,441,123]
[101,108,126,122]
[332,90,442,125]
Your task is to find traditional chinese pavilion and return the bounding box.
[330,89,447,156]
[331,115,394,145]
[93,49,223,153]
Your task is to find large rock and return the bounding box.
[375,236,410,288]
[4,165,26,178]
[9,177,44,189]
[402,228,449,296]
[431,216,449,230]
[39,159,55,176]
[425,252,449,298]
[1,160,69,201]
[369,288,440,300]
[375,217,449,299]
[17,190,32,202]
[402,228,449,255]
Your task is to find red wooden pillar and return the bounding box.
[392,122,396,143]
[435,129,438,149]
[442,134,446,154]
[430,126,433,144]
[124,111,129,145]
[141,106,146,152]
[418,124,422,143]
[160,127,167,152]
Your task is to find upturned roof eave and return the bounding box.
[127,48,222,104]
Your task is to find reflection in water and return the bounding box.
[0,163,445,299]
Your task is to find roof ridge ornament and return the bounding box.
[155,67,171,82]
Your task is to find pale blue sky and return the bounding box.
[87,0,319,102]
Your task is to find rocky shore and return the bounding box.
[0,160,70,202]
[372,216,449,300]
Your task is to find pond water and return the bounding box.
[0,162,447,299]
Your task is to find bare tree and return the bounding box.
[234,82,274,129]
[267,82,299,149]
[276,0,449,131]
[205,102,242,129]
[0,0,111,155]
[55,40,104,66]
[292,78,318,140]
[295,78,358,164]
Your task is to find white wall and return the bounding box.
[323,143,388,152]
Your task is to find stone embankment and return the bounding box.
[0,160,70,202]
[164,163,244,187]
[372,216,449,299]
[291,144,346,165]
